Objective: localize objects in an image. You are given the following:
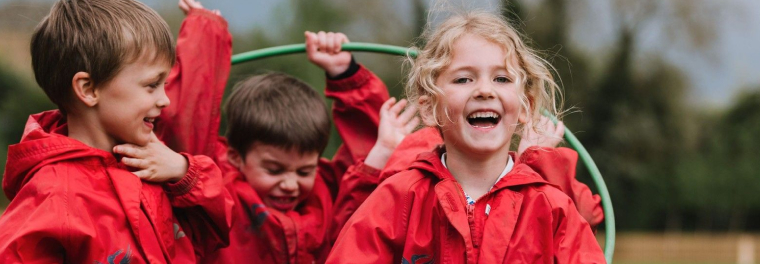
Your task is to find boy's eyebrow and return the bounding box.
[260,159,285,167]
[297,165,317,171]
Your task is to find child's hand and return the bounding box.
[179,0,220,16]
[113,133,189,183]
[517,116,565,158]
[365,98,420,169]
[305,31,352,78]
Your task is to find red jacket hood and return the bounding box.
[3,110,113,200]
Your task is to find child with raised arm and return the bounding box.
[328,11,606,263]
[0,0,233,263]
[154,17,418,261]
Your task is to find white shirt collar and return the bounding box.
[440,152,514,186]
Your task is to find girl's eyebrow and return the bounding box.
[446,65,476,73]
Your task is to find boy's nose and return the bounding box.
[156,89,171,108]
[279,178,298,193]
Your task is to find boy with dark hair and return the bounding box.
[0,0,233,262]
[157,28,419,262]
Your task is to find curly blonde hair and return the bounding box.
[405,11,562,136]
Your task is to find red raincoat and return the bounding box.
[0,110,233,263]
[378,126,603,227]
[152,14,390,261]
[327,146,606,263]
[0,10,234,263]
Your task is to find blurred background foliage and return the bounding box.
[1,0,759,235]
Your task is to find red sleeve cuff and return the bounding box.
[164,153,200,196]
[325,64,373,92]
[519,146,569,164]
[352,159,382,178]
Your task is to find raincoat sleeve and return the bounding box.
[329,160,382,243]
[326,175,407,264]
[0,169,67,262]
[520,147,604,228]
[163,153,234,256]
[154,8,231,157]
[0,167,123,263]
[320,65,389,197]
[552,193,607,263]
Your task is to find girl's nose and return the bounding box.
[473,81,496,100]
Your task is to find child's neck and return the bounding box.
[444,146,511,202]
[66,113,116,152]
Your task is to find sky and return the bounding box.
[2,0,758,108]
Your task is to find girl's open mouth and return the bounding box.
[467,111,501,128]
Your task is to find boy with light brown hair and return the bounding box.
[0,0,232,262]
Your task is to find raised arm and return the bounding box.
[305,31,390,193]
[155,0,231,157]
[517,117,604,227]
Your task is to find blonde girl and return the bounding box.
[327,11,605,263]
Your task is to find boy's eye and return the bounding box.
[453,78,471,84]
[296,169,315,177]
[494,76,511,83]
[267,168,284,175]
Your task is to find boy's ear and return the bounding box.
[227,147,243,169]
[418,95,438,127]
[71,72,98,107]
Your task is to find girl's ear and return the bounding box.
[71,72,98,107]
[227,147,243,169]
[518,107,529,124]
[418,95,438,127]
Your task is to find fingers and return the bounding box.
[178,0,204,14]
[113,144,143,158]
[337,32,350,44]
[388,98,408,117]
[179,0,189,13]
[397,101,417,124]
[554,121,565,138]
[132,169,156,179]
[379,97,397,116]
[308,31,347,54]
[326,32,336,54]
[188,0,203,9]
[305,31,319,56]
[404,116,421,133]
[121,157,148,169]
[318,31,327,53]
[213,9,221,15]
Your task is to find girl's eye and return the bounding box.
[453,78,471,84]
[148,82,160,89]
[494,76,511,83]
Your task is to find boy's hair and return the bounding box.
[405,11,562,134]
[31,0,175,113]
[224,73,331,157]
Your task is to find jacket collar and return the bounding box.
[410,146,549,191]
[3,110,118,200]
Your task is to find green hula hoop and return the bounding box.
[231,42,615,263]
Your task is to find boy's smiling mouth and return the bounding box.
[467,110,501,128]
[143,117,156,129]
[268,195,298,211]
